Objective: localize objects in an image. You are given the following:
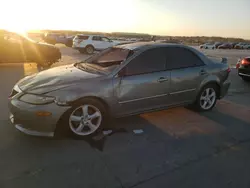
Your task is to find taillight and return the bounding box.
[227,67,231,73]
[241,59,250,65]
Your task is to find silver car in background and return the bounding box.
[8,42,231,138]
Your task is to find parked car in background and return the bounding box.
[236,57,250,82]
[218,43,233,49]
[42,33,74,47]
[214,42,223,49]
[242,44,250,49]
[199,43,215,49]
[0,32,61,68]
[230,42,238,49]
[9,42,231,138]
[234,42,247,49]
[72,35,120,54]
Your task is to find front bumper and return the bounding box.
[219,80,231,99]
[9,99,70,137]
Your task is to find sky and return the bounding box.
[0,0,250,39]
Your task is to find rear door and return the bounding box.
[114,47,171,115]
[166,47,206,105]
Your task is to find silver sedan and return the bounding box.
[8,42,231,138]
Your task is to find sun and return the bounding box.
[2,24,29,34]
[6,27,28,34]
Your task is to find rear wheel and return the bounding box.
[85,45,94,54]
[194,84,218,111]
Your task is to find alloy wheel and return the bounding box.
[69,104,102,136]
[199,88,216,110]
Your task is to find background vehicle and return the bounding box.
[230,42,238,49]
[9,43,231,138]
[0,32,61,67]
[214,42,223,49]
[42,33,74,47]
[234,42,247,49]
[236,57,250,81]
[72,35,120,54]
[218,43,233,49]
[242,44,250,49]
[199,43,215,49]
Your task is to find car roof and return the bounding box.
[116,42,187,51]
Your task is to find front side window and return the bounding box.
[165,47,204,70]
[125,48,166,76]
[101,37,110,42]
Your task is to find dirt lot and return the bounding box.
[0,45,250,188]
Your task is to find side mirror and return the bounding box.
[118,68,126,77]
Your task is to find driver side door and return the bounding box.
[113,47,171,116]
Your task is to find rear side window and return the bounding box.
[125,48,166,76]
[165,47,204,70]
[77,35,89,40]
[92,36,102,41]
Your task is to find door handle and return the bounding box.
[157,77,168,83]
[200,69,207,75]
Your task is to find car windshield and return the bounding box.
[76,47,133,74]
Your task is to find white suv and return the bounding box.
[72,35,119,54]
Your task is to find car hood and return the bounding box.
[18,64,103,94]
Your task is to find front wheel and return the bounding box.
[194,84,218,111]
[58,99,107,138]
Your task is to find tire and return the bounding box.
[85,45,94,54]
[57,98,108,138]
[194,84,218,111]
[241,76,250,82]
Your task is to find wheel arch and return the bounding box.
[85,44,95,49]
[68,96,110,114]
[55,96,110,136]
[197,78,221,98]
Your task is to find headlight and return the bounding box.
[19,94,55,105]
